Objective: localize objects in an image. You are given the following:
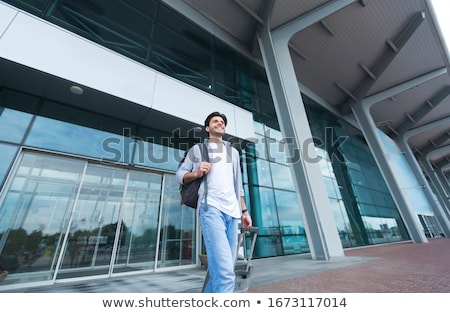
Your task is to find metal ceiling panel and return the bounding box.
[179,0,450,167]
[270,0,329,29]
[182,0,257,46]
[2,0,449,167]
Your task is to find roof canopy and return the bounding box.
[182,0,450,171]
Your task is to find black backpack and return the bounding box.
[179,142,209,208]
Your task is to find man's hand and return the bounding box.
[198,161,212,176]
[241,212,252,227]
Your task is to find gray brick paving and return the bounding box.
[3,238,449,293]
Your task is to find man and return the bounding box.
[176,112,252,293]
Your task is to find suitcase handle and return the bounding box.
[240,226,258,234]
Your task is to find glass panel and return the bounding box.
[251,187,282,257]
[133,140,181,171]
[274,190,309,254]
[113,170,162,273]
[37,99,136,136]
[47,0,156,62]
[0,143,18,189]
[213,39,255,108]
[266,139,289,165]
[255,67,274,108]
[0,108,33,143]
[0,88,40,115]
[252,133,267,160]
[151,6,212,91]
[0,0,48,15]
[3,1,273,116]
[0,152,85,284]
[329,198,355,248]
[158,174,196,268]
[270,163,295,191]
[280,235,308,255]
[253,121,265,135]
[275,190,304,234]
[58,164,127,278]
[323,176,339,198]
[255,158,272,187]
[26,116,133,163]
[0,148,194,285]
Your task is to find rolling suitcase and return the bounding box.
[201,225,258,293]
[233,226,258,292]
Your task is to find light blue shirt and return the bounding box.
[176,139,244,216]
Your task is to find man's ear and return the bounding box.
[205,126,210,133]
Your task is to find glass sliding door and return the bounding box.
[112,171,162,273]
[0,152,85,284]
[57,164,128,279]
[157,174,196,268]
[0,150,196,286]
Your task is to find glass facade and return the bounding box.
[0,0,424,287]
[2,0,276,127]
[243,123,307,257]
[0,150,196,283]
[0,89,197,285]
[304,98,409,246]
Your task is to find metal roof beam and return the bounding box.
[272,0,357,42]
[426,144,450,165]
[395,85,450,135]
[320,20,335,36]
[339,11,426,115]
[420,133,450,155]
[435,157,450,169]
[289,43,308,60]
[441,162,450,173]
[386,125,400,137]
[404,115,450,141]
[359,63,376,80]
[233,0,265,25]
[408,86,450,123]
[362,67,447,108]
[335,82,358,101]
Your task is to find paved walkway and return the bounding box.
[3,237,449,293]
[250,237,450,293]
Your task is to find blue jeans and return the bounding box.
[199,204,239,293]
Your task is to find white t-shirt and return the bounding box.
[203,142,240,218]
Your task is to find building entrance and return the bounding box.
[0,150,196,287]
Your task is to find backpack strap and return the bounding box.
[200,141,209,209]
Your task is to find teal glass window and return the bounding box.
[274,190,304,234]
[0,108,33,143]
[270,163,295,191]
[0,89,39,144]
[46,0,156,62]
[252,133,267,160]
[26,116,133,163]
[133,140,180,172]
[151,5,212,91]
[255,158,272,187]
[214,40,256,108]
[0,143,18,188]
[25,100,136,163]
[1,0,48,15]
[252,186,281,257]
[2,0,276,125]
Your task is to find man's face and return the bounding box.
[206,116,226,136]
